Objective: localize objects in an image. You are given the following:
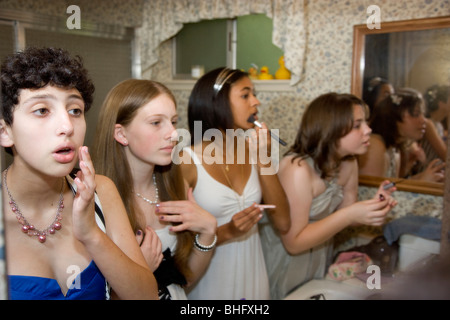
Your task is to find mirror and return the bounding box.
[351,16,450,196]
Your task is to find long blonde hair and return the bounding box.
[93,79,193,278]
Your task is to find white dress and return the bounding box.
[184,147,270,300]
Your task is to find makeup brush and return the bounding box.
[247,115,287,146]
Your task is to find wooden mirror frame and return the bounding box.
[351,16,450,196]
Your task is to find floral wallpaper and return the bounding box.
[0,1,448,283]
[147,0,449,219]
[0,0,143,27]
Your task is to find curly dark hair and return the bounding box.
[1,47,95,125]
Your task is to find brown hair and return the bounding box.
[370,88,425,149]
[287,92,367,178]
[92,79,193,278]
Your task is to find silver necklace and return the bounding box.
[135,174,159,205]
[3,166,65,243]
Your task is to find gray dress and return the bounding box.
[259,157,343,299]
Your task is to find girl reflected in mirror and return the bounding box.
[358,88,445,182]
[418,84,450,170]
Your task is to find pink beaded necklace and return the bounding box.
[3,166,65,243]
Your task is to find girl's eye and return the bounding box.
[33,108,49,116]
[151,121,160,126]
[69,108,83,116]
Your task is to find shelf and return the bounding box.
[165,79,295,92]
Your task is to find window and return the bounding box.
[174,14,284,79]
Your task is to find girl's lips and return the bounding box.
[160,145,174,153]
[53,146,76,163]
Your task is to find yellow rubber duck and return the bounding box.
[258,66,274,80]
[248,66,259,80]
[275,56,291,80]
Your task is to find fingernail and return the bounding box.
[136,230,142,236]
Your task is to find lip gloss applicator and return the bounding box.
[247,115,287,146]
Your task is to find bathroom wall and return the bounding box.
[0,0,448,217]
[0,0,143,27]
[149,0,450,155]
[147,0,449,217]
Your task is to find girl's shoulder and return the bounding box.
[280,154,312,169]
[279,154,315,180]
[337,157,358,185]
[93,174,120,199]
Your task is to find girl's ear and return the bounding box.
[114,124,128,146]
[0,119,14,148]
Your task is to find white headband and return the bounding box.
[213,68,237,96]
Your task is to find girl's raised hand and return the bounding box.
[72,146,99,242]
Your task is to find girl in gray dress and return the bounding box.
[259,92,397,299]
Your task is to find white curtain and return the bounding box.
[138,0,306,85]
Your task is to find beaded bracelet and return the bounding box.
[193,233,217,252]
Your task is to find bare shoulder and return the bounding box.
[279,154,314,185]
[93,174,125,214]
[337,158,358,186]
[93,174,130,237]
[94,174,119,195]
[339,158,358,176]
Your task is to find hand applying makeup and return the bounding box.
[375,180,398,209]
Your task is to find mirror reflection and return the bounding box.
[351,17,450,195]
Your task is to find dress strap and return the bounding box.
[67,169,106,232]
[67,169,110,299]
